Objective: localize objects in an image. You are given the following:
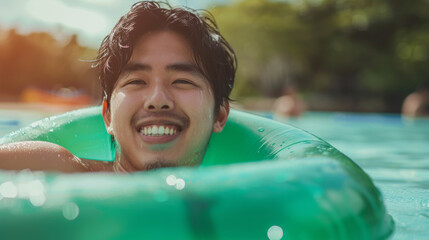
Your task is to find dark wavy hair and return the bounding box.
[93,1,237,112]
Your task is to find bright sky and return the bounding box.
[0,0,227,48]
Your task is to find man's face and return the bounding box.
[103,31,228,171]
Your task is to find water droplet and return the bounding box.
[63,202,79,220]
[0,181,18,198]
[257,127,265,132]
[166,175,177,186]
[175,178,186,190]
[25,180,46,206]
[421,199,429,208]
[30,193,46,207]
[267,225,283,240]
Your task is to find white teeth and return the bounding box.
[140,125,178,136]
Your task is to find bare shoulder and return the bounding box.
[0,141,112,173]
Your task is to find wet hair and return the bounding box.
[94,1,237,112]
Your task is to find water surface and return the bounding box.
[280,112,429,240]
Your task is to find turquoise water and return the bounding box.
[278,112,429,240]
[1,109,428,239]
[0,109,47,135]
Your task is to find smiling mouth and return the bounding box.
[139,125,181,136]
[136,123,182,145]
[134,114,188,145]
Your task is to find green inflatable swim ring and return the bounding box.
[0,107,394,240]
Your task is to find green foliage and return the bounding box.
[0,30,99,100]
[211,0,429,111]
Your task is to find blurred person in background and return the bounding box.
[272,84,306,118]
[402,82,429,117]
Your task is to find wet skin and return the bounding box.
[103,31,229,172]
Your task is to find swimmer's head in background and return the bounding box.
[93,1,237,113]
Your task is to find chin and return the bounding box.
[144,158,179,171]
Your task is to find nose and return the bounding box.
[144,84,174,111]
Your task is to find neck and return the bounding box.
[113,155,137,173]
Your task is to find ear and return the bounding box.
[102,100,114,135]
[213,101,230,133]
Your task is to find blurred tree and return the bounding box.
[212,0,307,98]
[0,29,99,101]
[211,0,429,112]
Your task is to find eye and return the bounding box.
[173,79,197,86]
[126,79,146,86]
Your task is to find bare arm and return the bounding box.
[0,141,93,173]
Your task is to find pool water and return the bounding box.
[1,109,428,239]
[279,112,429,240]
[0,109,48,135]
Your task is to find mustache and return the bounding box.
[131,111,190,128]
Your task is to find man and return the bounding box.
[0,1,237,172]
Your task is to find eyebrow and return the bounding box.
[121,62,205,78]
[121,63,151,73]
[166,63,204,77]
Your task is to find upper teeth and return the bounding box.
[140,125,177,136]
